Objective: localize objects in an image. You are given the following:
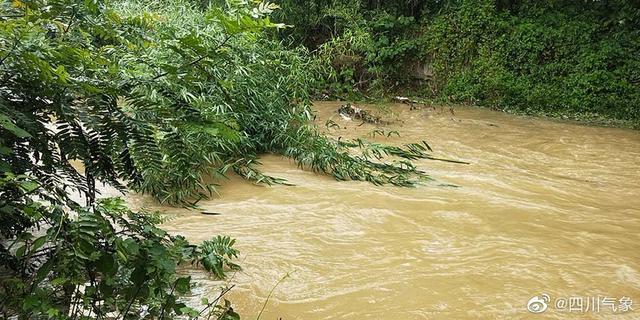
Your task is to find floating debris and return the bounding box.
[337,103,391,125]
[394,96,430,110]
[339,112,352,121]
[201,211,222,215]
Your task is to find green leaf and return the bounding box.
[174,276,191,294]
[35,258,55,284]
[130,266,146,285]
[222,308,240,320]
[50,277,67,286]
[19,180,39,193]
[22,296,40,310]
[97,253,117,275]
[0,113,31,138]
[15,245,26,258]
[178,306,199,317]
[47,308,60,317]
[32,235,47,252]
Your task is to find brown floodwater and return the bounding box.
[126,102,640,319]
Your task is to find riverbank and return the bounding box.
[333,96,640,130]
[280,1,640,131]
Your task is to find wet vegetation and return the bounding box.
[1,0,638,318]
[0,0,440,318]
[276,0,640,127]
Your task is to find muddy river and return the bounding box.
[125,102,640,319]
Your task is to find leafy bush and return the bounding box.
[310,9,424,98]
[0,195,240,319]
[277,0,640,127]
[1,0,444,317]
[433,1,640,126]
[1,0,439,207]
[199,236,241,279]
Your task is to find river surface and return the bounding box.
[127,102,640,319]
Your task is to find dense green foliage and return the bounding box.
[1,0,446,317]
[0,0,277,318]
[0,0,439,206]
[0,3,247,316]
[0,195,241,319]
[277,0,640,127]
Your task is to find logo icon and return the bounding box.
[527,294,550,313]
